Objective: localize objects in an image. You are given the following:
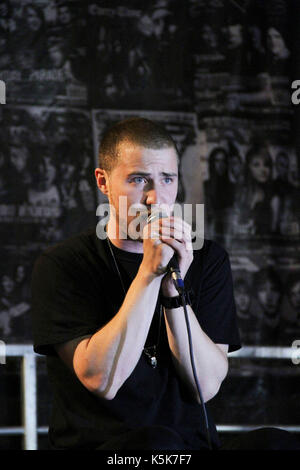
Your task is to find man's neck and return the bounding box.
[106,219,144,253]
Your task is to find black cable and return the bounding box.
[180,290,213,451]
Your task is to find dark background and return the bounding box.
[0,0,300,449]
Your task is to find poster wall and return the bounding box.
[0,0,299,446]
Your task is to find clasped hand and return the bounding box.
[141,216,193,296]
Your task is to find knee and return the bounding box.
[229,427,300,450]
[253,427,300,450]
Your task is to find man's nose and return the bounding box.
[145,183,162,206]
[145,188,159,205]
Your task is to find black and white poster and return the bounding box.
[0,105,97,342]
[1,0,88,106]
[88,1,192,110]
[0,0,299,448]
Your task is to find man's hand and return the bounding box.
[139,219,174,281]
[139,216,193,295]
[158,216,193,296]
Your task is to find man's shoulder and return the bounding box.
[42,227,94,256]
[37,228,109,270]
[193,238,229,261]
[189,238,231,281]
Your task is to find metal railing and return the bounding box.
[0,344,299,450]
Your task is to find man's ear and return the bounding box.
[95,168,109,195]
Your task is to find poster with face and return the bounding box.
[198,115,299,245]
[1,0,88,106]
[0,105,97,343]
[88,0,192,110]
[190,0,292,116]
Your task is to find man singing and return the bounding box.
[31,117,241,450]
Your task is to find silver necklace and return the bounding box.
[106,237,162,368]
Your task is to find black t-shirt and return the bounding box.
[31,228,241,450]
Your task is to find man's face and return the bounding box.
[152,9,168,38]
[227,24,243,49]
[267,28,285,56]
[214,152,227,176]
[2,275,14,294]
[202,25,217,49]
[138,14,154,37]
[49,45,64,68]
[39,155,56,187]
[60,160,75,180]
[11,146,28,172]
[27,7,42,31]
[59,6,71,25]
[99,144,178,240]
[235,287,251,314]
[257,280,281,317]
[16,265,25,282]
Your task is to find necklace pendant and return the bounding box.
[150,356,157,368]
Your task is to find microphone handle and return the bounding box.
[146,210,185,293]
[168,255,185,294]
[168,254,180,272]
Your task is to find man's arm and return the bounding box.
[163,304,228,403]
[158,216,229,403]
[54,232,175,400]
[55,272,162,400]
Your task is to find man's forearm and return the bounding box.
[164,304,228,403]
[73,270,164,399]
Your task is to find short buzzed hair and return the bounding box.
[98,117,178,173]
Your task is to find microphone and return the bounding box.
[146,209,211,450]
[146,208,185,294]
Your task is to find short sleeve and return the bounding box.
[31,253,100,356]
[194,241,241,352]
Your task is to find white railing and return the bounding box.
[0,344,299,450]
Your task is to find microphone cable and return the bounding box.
[147,210,213,449]
[180,289,212,451]
[170,269,212,451]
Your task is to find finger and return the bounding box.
[161,230,193,254]
[159,236,186,258]
[160,226,192,247]
[160,217,192,238]
[159,226,185,241]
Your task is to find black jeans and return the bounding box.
[96,425,300,451]
[97,426,188,450]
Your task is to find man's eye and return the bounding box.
[163,177,173,184]
[131,177,146,184]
